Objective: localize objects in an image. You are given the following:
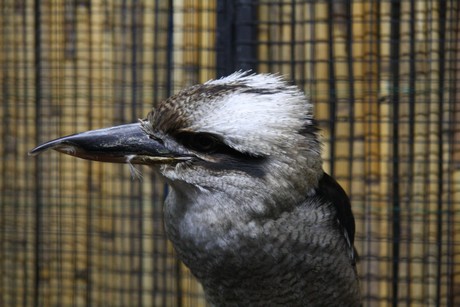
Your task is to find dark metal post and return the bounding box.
[217,0,257,77]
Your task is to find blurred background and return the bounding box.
[1,0,459,306]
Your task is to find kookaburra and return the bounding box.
[30,72,361,306]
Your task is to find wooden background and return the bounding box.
[1,0,459,306]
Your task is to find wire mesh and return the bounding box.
[1,0,459,306]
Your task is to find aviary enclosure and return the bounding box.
[1,0,459,306]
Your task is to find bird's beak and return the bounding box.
[29,123,189,165]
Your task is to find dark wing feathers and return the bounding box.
[315,172,356,257]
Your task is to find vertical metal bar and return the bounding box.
[152,0,160,108]
[69,2,80,303]
[441,4,460,307]
[166,0,173,97]
[120,0,128,123]
[20,2,32,304]
[446,3,459,305]
[327,0,337,177]
[290,0,296,80]
[436,1,447,305]
[216,0,235,77]
[70,3,79,304]
[345,0,355,190]
[390,1,401,306]
[217,0,257,76]
[235,0,257,72]
[131,0,139,118]
[86,2,94,306]
[367,2,383,305]
[407,0,416,304]
[33,0,43,305]
[309,2,316,100]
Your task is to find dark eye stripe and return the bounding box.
[174,132,222,153]
[174,132,265,161]
[172,131,267,178]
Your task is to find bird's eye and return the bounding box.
[192,133,219,152]
[176,132,220,153]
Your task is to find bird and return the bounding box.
[30,71,361,306]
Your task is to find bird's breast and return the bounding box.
[163,187,361,306]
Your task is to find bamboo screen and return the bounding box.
[1,1,459,306]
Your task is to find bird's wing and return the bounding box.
[315,172,357,263]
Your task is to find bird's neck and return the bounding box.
[163,183,262,251]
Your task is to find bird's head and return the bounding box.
[30,72,323,221]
